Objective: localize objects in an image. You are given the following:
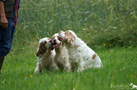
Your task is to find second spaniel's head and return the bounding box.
[36,37,52,57]
[58,30,76,44]
[51,33,63,49]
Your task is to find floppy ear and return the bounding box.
[64,31,75,44]
[64,36,75,44]
[36,41,47,57]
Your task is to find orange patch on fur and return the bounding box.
[74,45,80,48]
[64,31,75,43]
[65,30,69,35]
[36,41,47,56]
[92,54,97,59]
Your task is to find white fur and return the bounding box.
[34,37,58,74]
[130,83,137,89]
[58,30,103,72]
[52,34,71,72]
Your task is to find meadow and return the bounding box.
[0,47,137,90]
[0,0,137,90]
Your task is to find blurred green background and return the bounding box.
[15,0,137,49]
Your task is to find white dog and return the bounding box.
[130,83,137,89]
[51,33,71,72]
[58,30,103,72]
[34,37,58,74]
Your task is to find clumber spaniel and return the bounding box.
[58,30,103,72]
[51,33,71,72]
[34,37,58,74]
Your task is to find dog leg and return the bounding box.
[49,62,58,71]
[34,63,42,74]
[77,62,86,72]
[63,63,71,72]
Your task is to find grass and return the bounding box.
[16,0,137,47]
[0,46,137,90]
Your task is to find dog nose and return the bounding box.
[54,39,56,42]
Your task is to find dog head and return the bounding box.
[36,37,52,57]
[58,30,76,44]
[51,33,63,49]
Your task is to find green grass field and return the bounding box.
[0,46,137,90]
[0,0,137,90]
